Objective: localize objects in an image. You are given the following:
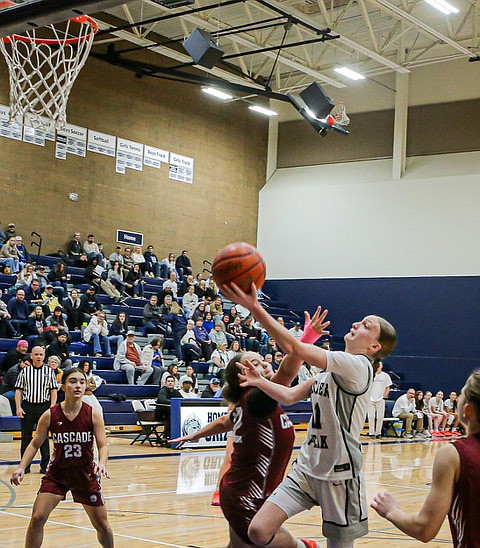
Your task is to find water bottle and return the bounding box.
[92,360,97,371]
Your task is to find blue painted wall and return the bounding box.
[264,276,480,394]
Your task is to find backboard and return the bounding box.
[0,0,127,37]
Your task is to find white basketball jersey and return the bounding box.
[295,352,373,481]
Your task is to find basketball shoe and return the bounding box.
[300,539,321,547]
[211,490,220,506]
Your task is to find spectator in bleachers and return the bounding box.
[210,341,230,378]
[429,390,450,435]
[83,312,112,357]
[444,391,460,433]
[229,340,241,354]
[108,246,124,268]
[182,284,198,317]
[143,245,161,278]
[162,271,178,298]
[0,339,29,374]
[143,295,166,336]
[201,377,221,398]
[8,289,31,335]
[178,375,198,398]
[203,312,214,334]
[195,280,207,300]
[205,279,218,301]
[47,332,72,369]
[260,336,277,357]
[288,322,303,340]
[132,246,147,275]
[63,288,82,330]
[11,264,35,293]
[125,263,145,299]
[0,354,31,405]
[193,318,214,361]
[368,361,393,439]
[41,284,62,315]
[242,316,260,351]
[164,302,188,364]
[194,273,204,285]
[0,236,21,273]
[156,375,182,438]
[176,250,192,280]
[272,351,283,373]
[160,252,175,279]
[4,223,16,239]
[83,234,103,264]
[114,331,153,385]
[67,232,88,266]
[185,364,198,393]
[209,321,228,348]
[180,319,203,365]
[108,311,128,353]
[192,301,207,323]
[79,286,103,323]
[15,236,31,265]
[122,247,135,271]
[46,306,69,335]
[24,279,45,311]
[84,258,122,302]
[34,265,49,290]
[161,364,181,389]
[47,355,63,385]
[0,288,19,338]
[108,260,127,292]
[141,337,165,385]
[25,305,47,346]
[46,262,69,297]
[228,316,247,350]
[228,306,238,324]
[160,294,173,315]
[422,390,440,434]
[392,388,428,438]
[264,353,273,364]
[210,296,223,320]
[178,274,194,297]
[78,359,103,416]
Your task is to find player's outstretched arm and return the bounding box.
[371,444,459,542]
[170,413,233,448]
[92,410,110,478]
[239,360,315,406]
[10,410,51,485]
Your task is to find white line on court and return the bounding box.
[364,465,432,474]
[105,489,177,500]
[365,481,431,491]
[0,510,188,547]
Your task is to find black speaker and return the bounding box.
[183,28,224,69]
[300,82,335,119]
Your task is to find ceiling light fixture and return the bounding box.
[424,0,459,14]
[334,67,365,80]
[248,105,278,116]
[202,87,233,101]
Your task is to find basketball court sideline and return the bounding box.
[0,434,453,547]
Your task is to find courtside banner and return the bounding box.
[170,398,229,448]
[116,229,143,247]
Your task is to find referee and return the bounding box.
[15,346,58,474]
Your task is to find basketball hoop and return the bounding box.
[329,102,350,126]
[0,15,98,130]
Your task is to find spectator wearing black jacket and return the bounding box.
[143,295,166,336]
[47,332,72,369]
[156,375,182,438]
[0,356,32,409]
[201,377,221,398]
[67,232,88,266]
[0,339,29,374]
[144,245,161,278]
[175,250,192,280]
[63,289,82,330]
[79,287,102,323]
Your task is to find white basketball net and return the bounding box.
[0,16,97,130]
[330,102,350,126]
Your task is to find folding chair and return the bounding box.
[130,400,166,446]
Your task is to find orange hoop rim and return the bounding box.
[2,15,98,45]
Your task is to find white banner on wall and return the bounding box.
[144,145,169,169]
[169,152,194,184]
[55,123,87,160]
[23,114,55,145]
[179,404,228,448]
[0,104,22,141]
[87,130,116,157]
[116,138,144,174]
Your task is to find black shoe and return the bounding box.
[39,467,47,474]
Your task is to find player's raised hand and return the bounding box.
[10,468,25,485]
[237,359,263,388]
[94,462,111,479]
[371,491,400,519]
[300,306,330,344]
[220,282,259,311]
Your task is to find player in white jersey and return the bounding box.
[221,282,397,548]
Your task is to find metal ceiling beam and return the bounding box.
[254,0,410,73]
[367,0,477,58]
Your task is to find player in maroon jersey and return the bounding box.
[170,351,298,548]
[372,369,480,547]
[10,367,114,548]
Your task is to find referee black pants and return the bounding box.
[21,401,51,470]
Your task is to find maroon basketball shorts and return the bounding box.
[39,465,104,507]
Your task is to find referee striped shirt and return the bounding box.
[15,364,58,403]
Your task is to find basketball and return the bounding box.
[212,242,266,292]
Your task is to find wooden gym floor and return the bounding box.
[0,432,452,547]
